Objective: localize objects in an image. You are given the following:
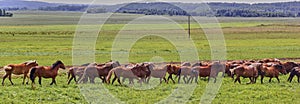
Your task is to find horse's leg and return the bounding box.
[276,76,280,83]
[112,76,117,85]
[8,74,14,85]
[50,78,57,85]
[195,76,198,84]
[168,74,175,84]
[261,75,264,84]
[68,76,74,85]
[2,73,9,86]
[177,75,181,84]
[26,74,30,85]
[183,75,187,84]
[38,76,42,85]
[23,73,26,84]
[117,78,122,85]
[269,77,273,83]
[214,77,217,83]
[163,77,167,84]
[298,76,300,83]
[238,77,241,84]
[187,76,192,84]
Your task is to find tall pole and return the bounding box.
[188,15,191,38]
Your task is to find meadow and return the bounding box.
[0,11,300,103]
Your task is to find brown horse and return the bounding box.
[2,60,38,85]
[30,60,66,86]
[106,63,148,85]
[78,61,120,84]
[287,67,300,83]
[166,65,181,84]
[281,62,299,73]
[195,61,225,83]
[260,64,286,83]
[231,65,258,84]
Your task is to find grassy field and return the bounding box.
[1,11,300,103]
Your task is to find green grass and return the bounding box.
[1,11,300,103]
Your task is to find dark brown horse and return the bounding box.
[281,62,299,73]
[30,60,66,86]
[260,64,286,83]
[2,60,38,85]
[287,67,300,83]
[231,65,258,84]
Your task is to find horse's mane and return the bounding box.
[51,60,62,70]
[23,60,36,65]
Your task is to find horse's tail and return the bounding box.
[3,65,12,71]
[29,67,37,82]
[106,69,115,84]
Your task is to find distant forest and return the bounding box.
[4,2,300,17]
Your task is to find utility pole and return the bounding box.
[188,15,191,39]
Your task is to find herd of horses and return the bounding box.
[1,58,300,87]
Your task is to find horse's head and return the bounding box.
[181,62,191,66]
[192,62,202,67]
[55,60,66,69]
[274,64,286,75]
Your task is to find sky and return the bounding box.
[9,0,300,5]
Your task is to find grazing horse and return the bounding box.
[287,67,300,83]
[2,60,38,85]
[146,64,172,84]
[260,64,286,83]
[231,65,258,84]
[106,63,149,85]
[30,60,66,86]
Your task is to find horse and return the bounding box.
[287,67,300,83]
[281,62,299,73]
[146,64,172,84]
[166,65,181,84]
[195,61,225,83]
[78,61,120,84]
[30,60,66,86]
[231,65,258,84]
[106,66,137,85]
[177,66,192,84]
[67,66,86,84]
[260,64,286,83]
[2,60,38,85]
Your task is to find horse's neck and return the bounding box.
[51,64,61,71]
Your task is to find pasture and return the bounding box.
[0,11,300,103]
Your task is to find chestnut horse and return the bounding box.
[260,64,286,83]
[166,65,181,84]
[30,60,66,86]
[2,60,38,85]
[231,65,258,84]
[196,61,225,83]
[287,67,300,83]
